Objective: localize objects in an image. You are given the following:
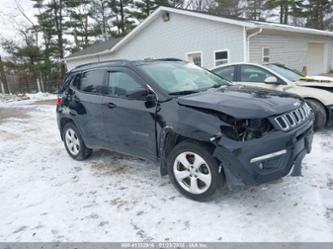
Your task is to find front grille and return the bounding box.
[274,103,312,131]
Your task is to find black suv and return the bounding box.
[57,59,314,200]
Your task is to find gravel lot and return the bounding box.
[0,94,332,242]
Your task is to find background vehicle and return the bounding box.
[270,63,333,83]
[212,63,333,130]
[57,59,313,201]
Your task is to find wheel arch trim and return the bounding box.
[158,126,218,176]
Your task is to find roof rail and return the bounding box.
[142,58,183,62]
[72,59,130,70]
[70,58,185,72]
[155,58,183,62]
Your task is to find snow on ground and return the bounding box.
[0,94,332,242]
[0,93,56,108]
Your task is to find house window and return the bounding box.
[186,52,202,66]
[214,50,229,66]
[263,48,270,63]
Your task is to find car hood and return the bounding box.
[177,85,303,119]
[296,80,333,88]
[299,75,333,83]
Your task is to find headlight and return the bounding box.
[219,114,272,141]
[303,102,312,115]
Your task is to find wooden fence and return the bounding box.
[1,74,61,94]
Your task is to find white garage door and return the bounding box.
[307,43,325,75]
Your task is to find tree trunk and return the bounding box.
[74,30,79,48]
[120,0,125,34]
[0,56,10,94]
[146,0,150,17]
[53,0,65,82]
[280,5,284,23]
[102,3,107,40]
[84,15,89,47]
[284,4,288,24]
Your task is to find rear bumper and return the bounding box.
[213,119,313,186]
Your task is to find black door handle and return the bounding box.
[105,102,117,109]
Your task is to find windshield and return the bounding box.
[266,64,303,82]
[139,62,230,95]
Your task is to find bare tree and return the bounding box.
[187,0,216,11]
[15,0,39,48]
[90,0,113,41]
[51,0,66,81]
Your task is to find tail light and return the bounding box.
[56,96,62,105]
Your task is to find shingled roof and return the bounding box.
[66,37,123,59]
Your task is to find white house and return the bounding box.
[65,6,333,75]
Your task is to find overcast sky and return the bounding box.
[0,0,36,56]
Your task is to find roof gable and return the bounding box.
[66,37,122,60]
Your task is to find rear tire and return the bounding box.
[306,99,327,131]
[63,122,92,160]
[167,141,224,201]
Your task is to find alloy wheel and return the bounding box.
[65,128,80,156]
[173,152,212,194]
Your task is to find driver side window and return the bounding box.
[240,65,276,83]
[107,71,145,98]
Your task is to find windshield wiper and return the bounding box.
[202,83,226,91]
[210,83,223,88]
[169,90,199,96]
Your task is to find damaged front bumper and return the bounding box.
[213,119,313,187]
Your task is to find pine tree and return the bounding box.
[32,0,58,85]
[0,56,10,94]
[109,0,136,35]
[245,0,266,20]
[208,0,242,18]
[1,29,43,89]
[89,0,115,41]
[264,0,304,24]
[33,0,71,81]
[305,0,333,30]
[169,0,186,8]
[65,0,95,51]
[132,0,170,21]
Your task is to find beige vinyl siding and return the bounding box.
[328,41,333,72]
[249,31,333,74]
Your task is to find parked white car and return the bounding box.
[300,75,333,82]
[211,63,333,130]
[270,63,333,83]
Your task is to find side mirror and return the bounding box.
[126,89,156,101]
[264,76,279,84]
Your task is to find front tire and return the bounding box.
[306,99,327,131]
[167,141,224,201]
[63,122,92,160]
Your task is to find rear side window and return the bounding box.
[74,70,106,93]
[107,71,145,97]
[213,66,235,81]
[240,65,275,83]
[59,74,74,93]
